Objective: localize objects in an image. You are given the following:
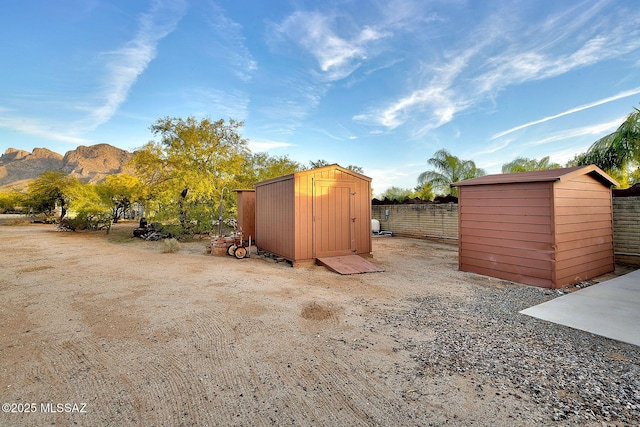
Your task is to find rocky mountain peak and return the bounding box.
[31,147,63,160]
[0,144,134,190]
[0,148,31,163]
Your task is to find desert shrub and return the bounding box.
[156,223,180,238]
[43,215,58,224]
[161,238,181,253]
[60,212,111,231]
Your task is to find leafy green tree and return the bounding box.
[66,181,113,232]
[632,168,640,185]
[308,159,364,174]
[238,153,303,186]
[377,184,434,201]
[68,181,103,213]
[418,149,486,196]
[578,107,640,187]
[308,159,330,169]
[346,164,365,174]
[565,153,584,168]
[131,117,248,234]
[501,156,561,173]
[378,186,414,202]
[413,183,434,201]
[25,171,78,220]
[95,174,144,223]
[0,189,25,213]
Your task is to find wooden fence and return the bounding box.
[372,197,640,266]
[613,197,640,266]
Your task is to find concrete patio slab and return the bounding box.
[520,269,640,347]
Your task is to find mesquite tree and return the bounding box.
[131,117,248,234]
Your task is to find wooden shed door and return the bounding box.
[313,180,355,258]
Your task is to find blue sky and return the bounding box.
[1,0,639,196]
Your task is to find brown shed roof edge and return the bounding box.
[451,165,619,188]
[254,163,372,187]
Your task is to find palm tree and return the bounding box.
[418,149,486,196]
[580,108,640,187]
[502,156,561,173]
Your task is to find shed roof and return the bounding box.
[255,164,371,187]
[451,165,619,188]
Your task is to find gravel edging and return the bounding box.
[380,285,640,425]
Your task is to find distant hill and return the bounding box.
[0,144,134,190]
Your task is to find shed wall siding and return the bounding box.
[553,176,615,287]
[323,167,372,256]
[293,168,372,260]
[255,165,372,263]
[255,178,296,259]
[352,176,372,255]
[236,191,255,244]
[458,182,554,288]
[314,180,354,257]
[294,172,314,260]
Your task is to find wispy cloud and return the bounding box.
[491,87,640,140]
[248,139,295,151]
[206,4,257,81]
[473,139,514,157]
[549,146,594,166]
[368,161,426,196]
[253,71,328,136]
[353,43,484,132]
[81,0,186,130]
[0,111,91,145]
[476,117,624,172]
[185,88,250,121]
[356,0,640,133]
[0,0,187,144]
[522,117,624,147]
[262,9,391,135]
[271,11,390,81]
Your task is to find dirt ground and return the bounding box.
[0,217,636,426]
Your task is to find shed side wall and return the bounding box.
[553,176,615,287]
[236,191,255,244]
[255,177,295,260]
[458,182,554,287]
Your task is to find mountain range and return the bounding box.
[0,144,134,190]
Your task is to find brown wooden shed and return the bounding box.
[254,164,372,265]
[234,189,255,243]
[451,165,619,289]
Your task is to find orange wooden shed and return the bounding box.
[254,164,372,265]
[451,165,619,289]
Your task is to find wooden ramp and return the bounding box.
[316,255,384,275]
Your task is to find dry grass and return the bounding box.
[161,238,181,253]
[0,218,32,226]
